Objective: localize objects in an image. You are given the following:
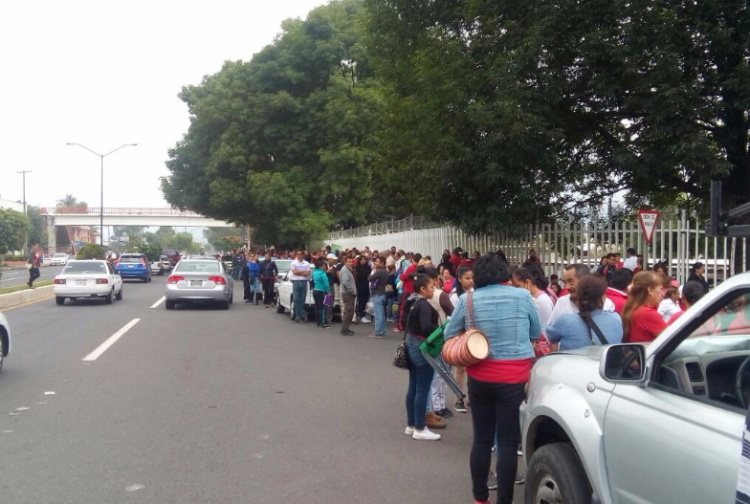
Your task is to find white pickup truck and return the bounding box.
[522,273,749,504]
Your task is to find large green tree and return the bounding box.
[26,205,48,249]
[366,0,750,231]
[56,194,88,209]
[204,227,245,252]
[161,0,391,245]
[0,209,31,254]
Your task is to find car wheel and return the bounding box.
[289,296,295,320]
[0,333,4,374]
[147,275,152,283]
[55,296,65,306]
[220,299,230,310]
[166,300,175,310]
[276,295,285,314]
[105,289,114,305]
[229,290,234,305]
[115,286,123,300]
[525,443,592,504]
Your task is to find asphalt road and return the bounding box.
[0,265,65,288]
[0,277,525,504]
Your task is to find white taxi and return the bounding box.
[53,260,124,305]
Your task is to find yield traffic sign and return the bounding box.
[638,210,660,245]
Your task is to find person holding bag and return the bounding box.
[402,274,442,441]
[443,254,540,504]
[259,252,279,308]
[546,275,623,351]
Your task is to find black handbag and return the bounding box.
[393,300,419,370]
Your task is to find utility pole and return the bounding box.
[16,170,31,215]
[16,170,31,253]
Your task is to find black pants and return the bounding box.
[262,279,275,305]
[468,377,526,504]
[28,267,40,286]
[242,276,251,300]
[312,290,326,326]
[356,284,370,319]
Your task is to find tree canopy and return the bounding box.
[0,208,31,254]
[162,0,750,237]
[162,0,386,245]
[56,194,87,209]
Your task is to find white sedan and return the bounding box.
[0,312,11,373]
[53,260,124,306]
[275,268,340,319]
[49,253,70,266]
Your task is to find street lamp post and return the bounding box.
[66,143,137,246]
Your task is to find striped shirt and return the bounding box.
[737,410,750,503]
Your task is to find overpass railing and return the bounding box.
[43,207,202,216]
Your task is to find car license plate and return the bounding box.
[128,265,134,268]
[76,280,86,286]
[190,280,202,287]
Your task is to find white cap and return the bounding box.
[326,253,337,260]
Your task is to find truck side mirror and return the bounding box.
[600,344,647,382]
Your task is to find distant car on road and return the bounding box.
[0,311,11,373]
[162,249,182,267]
[521,272,750,504]
[49,253,70,266]
[53,260,124,306]
[115,253,152,282]
[165,258,233,310]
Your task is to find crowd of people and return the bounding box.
[225,243,712,504]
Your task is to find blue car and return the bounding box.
[116,253,152,282]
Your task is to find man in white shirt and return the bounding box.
[546,264,615,330]
[622,248,638,271]
[290,250,311,323]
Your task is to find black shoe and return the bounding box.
[340,330,354,336]
[455,401,468,413]
[435,408,453,419]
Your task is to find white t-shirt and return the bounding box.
[546,294,616,332]
[289,260,311,281]
[450,287,473,308]
[658,299,682,322]
[535,292,555,331]
[622,256,638,271]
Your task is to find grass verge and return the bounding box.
[0,280,54,296]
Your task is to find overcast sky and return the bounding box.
[0,0,326,211]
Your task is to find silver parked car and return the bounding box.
[165,259,234,310]
[521,273,750,504]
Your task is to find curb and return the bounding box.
[0,286,55,309]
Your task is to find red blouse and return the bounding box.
[627,306,667,343]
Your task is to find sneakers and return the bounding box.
[361,316,371,324]
[405,426,415,436]
[392,328,404,333]
[368,334,385,339]
[425,412,446,429]
[340,330,354,336]
[435,408,453,419]
[515,474,525,485]
[412,427,441,441]
[455,401,468,413]
[487,471,498,490]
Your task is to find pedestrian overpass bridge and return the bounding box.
[42,207,236,253]
[42,207,235,228]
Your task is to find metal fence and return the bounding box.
[329,216,750,284]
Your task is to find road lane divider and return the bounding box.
[83,318,141,362]
[150,296,166,309]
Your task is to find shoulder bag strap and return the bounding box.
[404,299,420,341]
[584,316,609,345]
[466,291,473,330]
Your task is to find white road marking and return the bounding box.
[83,318,140,362]
[149,296,166,309]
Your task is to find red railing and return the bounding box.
[43,207,202,217]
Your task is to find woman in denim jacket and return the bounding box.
[444,254,541,504]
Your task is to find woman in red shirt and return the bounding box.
[623,271,666,343]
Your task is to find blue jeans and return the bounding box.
[371,294,386,335]
[405,336,435,430]
[292,281,308,320]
